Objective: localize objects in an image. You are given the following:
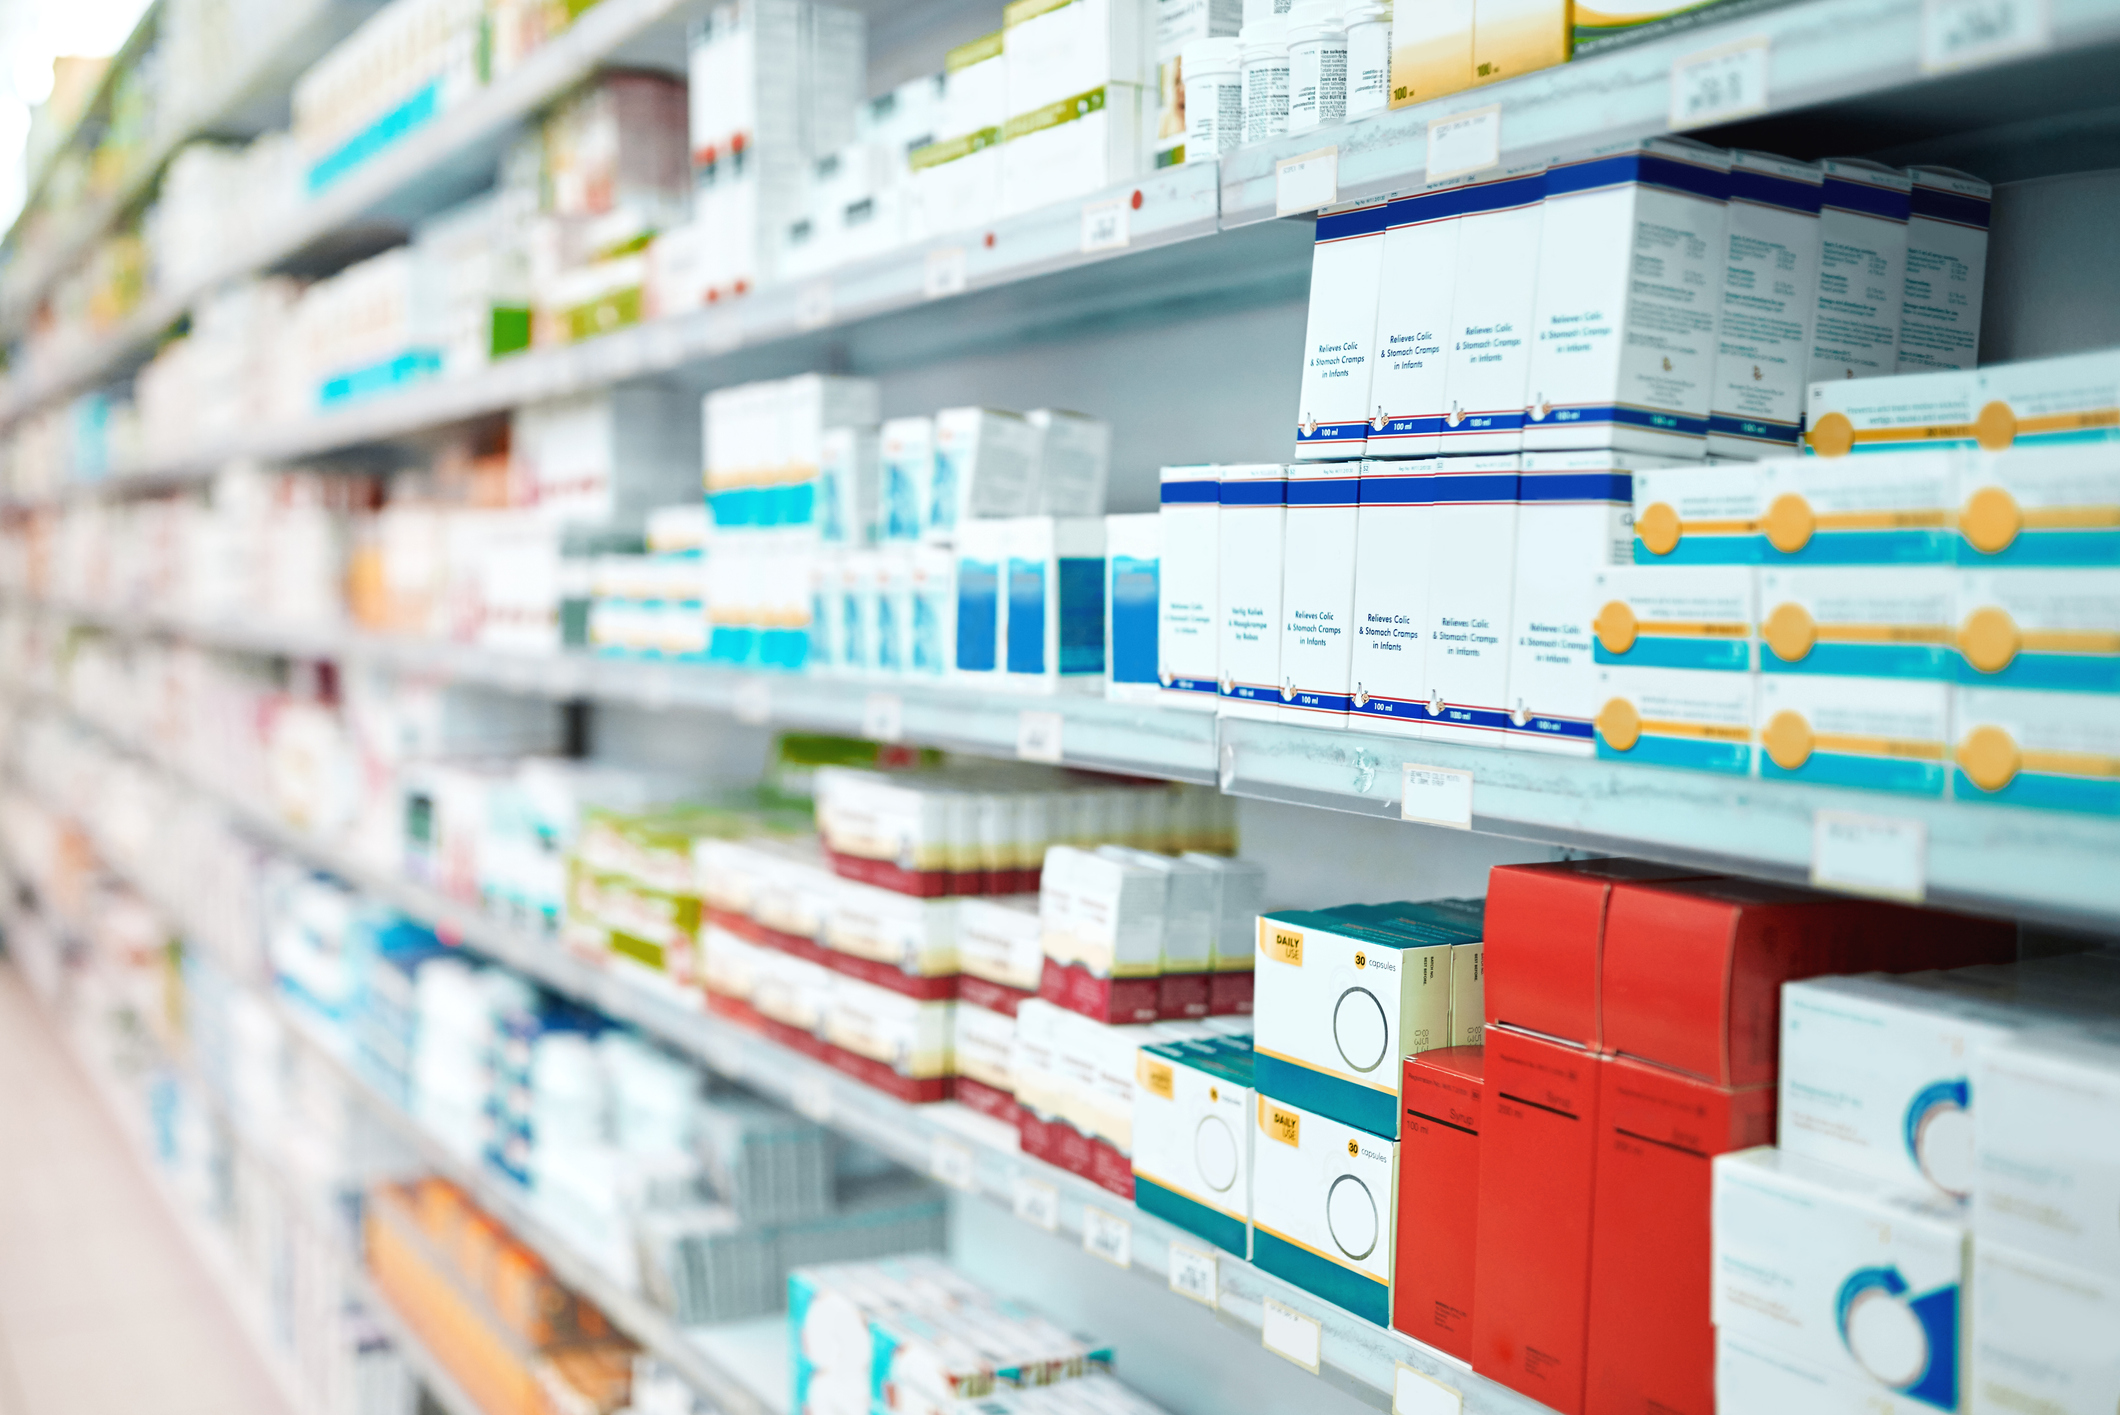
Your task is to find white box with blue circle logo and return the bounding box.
[1713,1146,1967,1413]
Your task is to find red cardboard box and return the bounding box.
[1584,1054,1774,1415]
[1394,1047,1483,1360]
[1602,879,1884,1086]
[1484,860,1707,1047]
[1472,1025,1601,1415]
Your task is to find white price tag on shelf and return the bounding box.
[1275,147,1339,217]
[1394,1364,1464,1415]
[1811,810,1927,902]
[1168,1243,1217,1308]
[1669,38,1771,129]
[1921,0,2049,71]
[862,692,904,743]
[1083,1206,1132,1268]
[925,246,969,299]
[1014,1175,1059,1232]
[1081,197,1131,253]
[1261,1297,1322,1373]
[793,1075,833,1124]
[1426,107,1500,181]
[930,1137,976,1191]
[1401,763,1474,829]
[1016,711,1065,764]
[732,677,772,725]
[795,280,835,331]
[702,307,743,356]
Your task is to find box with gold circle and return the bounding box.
[1252,908,1467,1140]
[1592,663,1756,776]
[1756,454,1958,564]
[1631,461,1766,565]
[1971,348,2120,459]
[1589,565,1757,775]
[1804,366,1977,459]
[1956,444,2120,568]
[1952,685,2120,814]
[1759,567,1956,679]
[1755,672,1950,795]
[1250,1090,1398,1328]
[1953,568,2120,692]
[1132,1035,1257,1259]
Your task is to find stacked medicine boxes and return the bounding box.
[1715,952,2120,1415]
[1395,860,2013,1415]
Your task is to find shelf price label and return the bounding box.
[1275,147,1340,217]
[1669,38,1770,129]
[1168,1243,1218,1308]
[1400,763,1474,829]
[795,280,834,331]
[1014,1174,1059,1232]
[862,692,904,743]
[1081,197,1132,253]
[701,307,743,356]
[930,1137,977,1191]
[1922,0,2049,71]
[1016,710,1065,764]
[1082,1206,1132,1268]
[1394,1364,1464,1415]
[1811,810,1927,903]
[1260,1297,1321,1373]
[925,246,969,299]
[793,1075,833,1123]
[1425,107,1499,182]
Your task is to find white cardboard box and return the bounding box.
[1158,464,1222,709]
[1293,198,1389,461]
[1278,460,1362,725]
[1974,1032,2120,1280]
[1215,463,1289,719]
[1708,151,1823,459]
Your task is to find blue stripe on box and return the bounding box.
[1960,653,2120,694]
[1764,752,1945,796]
[1959,530,2120,568]
[1911,185,1991,229]
[1728,167,1822,214]
[1511,714,1595,742]
[1288,477,1362,506]
[1161,480,1220,504]
[1635,534,1764,566]
[1433,703,1513,733]
[1254,1055,1398,1138]
[1762,642,1955,679]
[1220,480,1288,506]
[1708,413,1804,446]
[1596,639,1752,671]
[1531,404,1709,437]
[1251,1228,1390,1328]
[309,80,441,192]
[1598,733,1754,775]
[1290,690,1354,713]
[1954,768,2120,815]
[1134,1176,1249,1258]
[1457,170,1548,215]
[1167,676,1219,695]
[1222,682,1281,704]
[1295,422,1369,450]
[1427,471,1518,504]
[1519,471,1631,503]
[1371,414,1450,440]
[1771,528,1957,565]
[1823,174,1911,222]
[1545,151,1728,203]
[1353,697,1430,723]
[1439,411,1525,437]
[1316,202,1391,243]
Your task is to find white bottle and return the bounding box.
[1344,0,1393,119]
[1287,1,1349,134]
[1183,37,1247,162]
[1241,18,1292,146]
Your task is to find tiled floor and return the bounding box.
[0,964,290,1415]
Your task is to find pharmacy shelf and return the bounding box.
[12,710,1548,1415]
[0,0,388,341]
[24,594,2120,928]
[1221,0,2120,226]
[0,0,702,427]
[349,1273,487,1415]
[57,159,1289,495]
[34,596,1223,784]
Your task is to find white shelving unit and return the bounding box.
[27,597,2120,928]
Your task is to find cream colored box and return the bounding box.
[1389,0,1473,106]
[1470,0,1568,86]
[955,1000,1018,1093]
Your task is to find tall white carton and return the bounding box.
[1523,137,1729,456]
[1417,454,1520,743]
[1278,461,1362,725]
[1216,463,1289,720]
[1809,159,1912,387]
[1347,458,1438,735]
[1974,1033,2120,1280]
[930,407,1040,539]
[952,518,1011,687]
[880,416,936,543]
[1365,183,1462,460]
[1898,167,1991,375]
[1971,1241,2120,1415]
[1708,151,1823,459]
[1438,162,1547,454]
[1158,464,1221,708]
[1004,516,1108,693]
[1293,198,1390,461]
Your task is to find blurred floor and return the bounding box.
[0,964,289,1415]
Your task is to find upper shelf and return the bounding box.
[29,596,2120,930]
[15,0,2120,451]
